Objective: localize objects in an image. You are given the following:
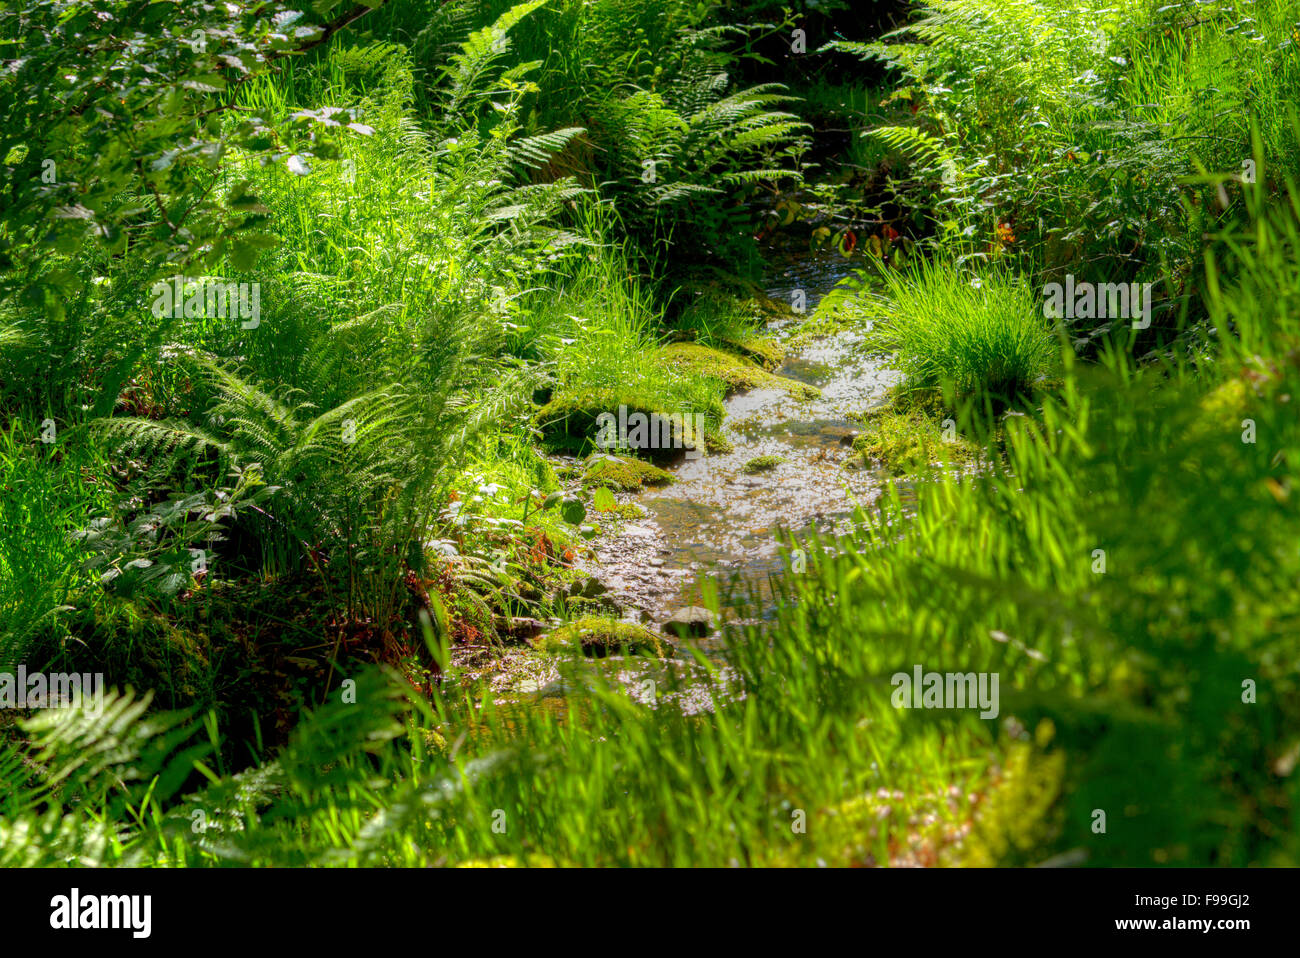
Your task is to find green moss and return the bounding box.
[582,454,674,491]
[851,391,981,475]
[705,429,733,454]
[611,501,647,520]
[742,454,786,474]
[563,595,622,617]
[535,616,674,658]
[662,343,819,400]
[717,334,785,371]
[535,382,724,459]
[950,735,1066,867]
[1199,377,1252,423]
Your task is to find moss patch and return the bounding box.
[742,454,786,474]
[705,429,733,454]
[582,454,674,491]
[535,616,674,658]
[662,343,819,400]
[717,334,785,371]
[851,391,981,475]
[563,594,622,617]
[1198,377,1252,423]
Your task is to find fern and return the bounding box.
[442,0,552,116]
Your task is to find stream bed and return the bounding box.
[492,253,900,710]
[585,252,902,627]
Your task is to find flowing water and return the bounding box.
[585,251,902,628]
[497,251,898,710]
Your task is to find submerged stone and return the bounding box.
[662,605,716,638]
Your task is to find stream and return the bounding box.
[586,251,902,630]
[496,251,900,710]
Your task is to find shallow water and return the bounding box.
[586,251,901,624]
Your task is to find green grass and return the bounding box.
[863,258,1055,402]
[0,423,109,665]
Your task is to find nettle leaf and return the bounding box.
[560,497,586,526]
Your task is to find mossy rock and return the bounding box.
[662,343,819,400]
[853,412,949,475]
[582,454,674,491]
[535,616,675,659]
[536,389,719,462]
[563,594,623,617]
[742,454,786,474]
[534,391,658,455]
[855,413,983,475]
[882,386,949,419]
[747,292,799,321]
[705,429,733,454]
[717,334,785,371]
[851,390,980,475]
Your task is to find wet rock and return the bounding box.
[662,606,715,638]
[566,593,622,617]
[494,616,547,641]
[819,424,860,445]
